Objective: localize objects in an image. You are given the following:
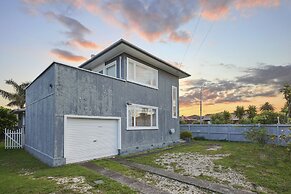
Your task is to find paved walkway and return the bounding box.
[113,158,255,194]
[81,162,170,194]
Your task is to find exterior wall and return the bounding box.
[181,124,291,145]
[53,62,179,164]
[25,64,65,166]
[89,54,125,79]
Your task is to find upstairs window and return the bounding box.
[172,86,177,118]
[127,58,158,89]
[127,104,158,130]
[105,61,116,77]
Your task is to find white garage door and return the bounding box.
[64,116,119,164]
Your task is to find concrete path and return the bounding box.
[113,158,255,194]
[81,162,170,194]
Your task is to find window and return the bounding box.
[127,58,158,89]
[105,61,116,77]
[172,86,177,118]
[127,104,158,130]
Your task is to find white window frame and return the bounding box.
[105,61,117,77]
[127,103,159,130]
[126,57,158,89]
[172,86,178,118]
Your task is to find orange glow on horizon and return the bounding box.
[180,94,285,116]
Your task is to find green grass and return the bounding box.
[93,159,145,179]
[129,140,291,194]
[0,142,135,194]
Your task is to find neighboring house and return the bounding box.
[180,115,200,124]
[11,108,25,128]
[25,39,191,166]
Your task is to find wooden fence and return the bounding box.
[4,128,24,149]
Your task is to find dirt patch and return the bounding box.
[206,145,222,151]
[137,172,207,194]
[47,176,93,194]
[18,168,34,176]
[155,152,257,191]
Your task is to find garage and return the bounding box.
[64,115,121,164]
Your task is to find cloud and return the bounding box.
[180,64,290,106]
[22,0,281,43]
[236,64,291,85]
[169,30,191,43]
[51,48,87,62]
[200,0,232,21]
[235,0,280,9]
[45,11,100,49]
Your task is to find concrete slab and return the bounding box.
[81,162,170,194]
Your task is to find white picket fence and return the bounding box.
[4,128,24,149]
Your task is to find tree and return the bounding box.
[0,79,30,109]
[253,111,285,124]
[234,106,245,120]
[246,105,257,122]
[211,111,231,124]
[0,106,17,134]
[222,111,231,122]
[280,84,291,118]
[260,102,274,112]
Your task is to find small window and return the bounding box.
[127,58,158,89]
[105,61,116,77]
[127,104,158,130]
[172,86,177,118]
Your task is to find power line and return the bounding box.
[194,22,214,57]
[181,6,204,65]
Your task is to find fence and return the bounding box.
[4,128,24,149]
[180,124,291,145]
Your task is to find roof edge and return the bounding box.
[79,39,191,78]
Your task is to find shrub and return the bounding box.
[180,131,192,140]
[0,106,17,134]
[244,127,269,144]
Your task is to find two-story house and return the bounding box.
[25,39,191,166]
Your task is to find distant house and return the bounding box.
[11,108,25,128]
[25,39,191,166]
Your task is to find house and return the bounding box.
[25,39,191,166]
[11,108,25,128]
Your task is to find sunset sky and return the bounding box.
[0,0,290,116]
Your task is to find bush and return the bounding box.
[253,111,285,124]
[180,131,192,140]
[0,106,17,134]
[245,127,269,144]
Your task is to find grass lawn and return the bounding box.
[0,142,136,194]
[128,140,291,194]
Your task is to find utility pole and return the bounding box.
[200,86,203,125]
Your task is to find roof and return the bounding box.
[79,39,191,79]
[11,108,25,114]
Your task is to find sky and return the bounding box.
[0,0,291,116]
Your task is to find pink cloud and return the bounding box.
[235,0,280,9]
[51,48,87,62]
[22,0,282,43]
[169,31,191,43]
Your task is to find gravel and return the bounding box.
[47,176,94,194]
[137,172,207,194]
[155,152,262,192]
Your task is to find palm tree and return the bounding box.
[260,102,274,112]
[234,106,245,120]
[280,84,291,118]
[0,79,30,109]
[246,105,257,122]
